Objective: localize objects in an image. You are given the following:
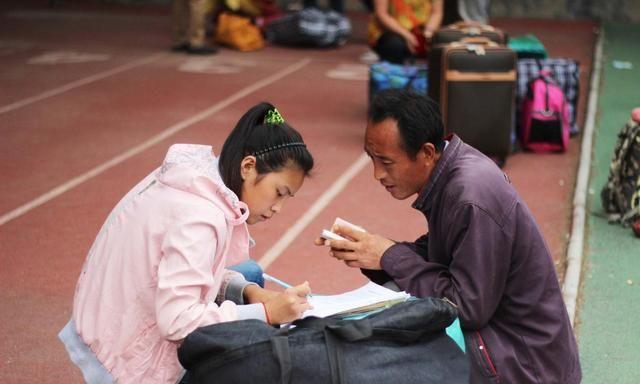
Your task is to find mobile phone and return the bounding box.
[321,229,348,242]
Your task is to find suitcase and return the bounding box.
[433,21,508,46]
[429,38,517,164]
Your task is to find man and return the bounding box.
[321,89,581,383]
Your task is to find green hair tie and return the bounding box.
[264,108,285,125]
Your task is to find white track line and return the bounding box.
[0,58,311,226]
[259,153,370,269]
[562,30,604,327]
[0,53,165,115]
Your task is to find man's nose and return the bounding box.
[373,163,386,181]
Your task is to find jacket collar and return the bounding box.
[157,144,249,225]
[412,135,462,213]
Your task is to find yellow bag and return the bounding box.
[215,12,264,52]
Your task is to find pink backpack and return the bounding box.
[520,69,570,152]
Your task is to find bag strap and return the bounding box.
[324,329,345,384]
[271,335,293,384]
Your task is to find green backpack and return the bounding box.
[601,118,640,226]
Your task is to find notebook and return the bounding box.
[303,281,410,319]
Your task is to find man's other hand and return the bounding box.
[324,225,395,270]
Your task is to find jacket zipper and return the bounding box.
[475,331,499,378]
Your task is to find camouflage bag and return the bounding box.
[601,118,640,226]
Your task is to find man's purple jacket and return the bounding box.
[364,135,581,383]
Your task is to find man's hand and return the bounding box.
[321,225,395,270]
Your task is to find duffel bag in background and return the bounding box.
[517,58,580,134]
[508,34,548,59]
[178,298,468,384]
[265,7,351,47]
[369,61,427,102]
[601,112,640,227]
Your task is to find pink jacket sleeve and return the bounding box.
[155,212,237,341]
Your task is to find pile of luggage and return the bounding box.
[369,21,581,167]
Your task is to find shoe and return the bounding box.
[171,42,189,52]
[360,49,379,64]
[186,44,218,55]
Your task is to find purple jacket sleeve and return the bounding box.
[380,203,511,330]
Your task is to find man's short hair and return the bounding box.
[368,89,445,158]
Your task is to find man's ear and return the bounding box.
[419,142,437,165]
[240,156,257,181]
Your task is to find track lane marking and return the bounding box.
[0,58,311,226]
[0,53,165,115]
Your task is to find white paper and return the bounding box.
[303,282,409,318]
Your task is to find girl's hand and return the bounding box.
[243,285,279,304]
[423,27,435,41]
[263,282,311,324]
[403,32,419,53]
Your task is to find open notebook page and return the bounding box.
[303,281,410,318]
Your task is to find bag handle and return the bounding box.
[449,20,495,30]
[271,336,293,384]
[458,36,497,45]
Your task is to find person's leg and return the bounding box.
[373,32,411,64]
[328,0,345,13]
[172,0,189,50]
[187,0,217,53]
[303,0,318,9]
[229,260,265,287]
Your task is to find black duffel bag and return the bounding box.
[264,7,351,47]
[178,298,469,383]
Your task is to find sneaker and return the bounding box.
[360,49,379,64]
[186,44,218,55]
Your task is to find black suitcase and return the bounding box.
[429,38,517,165]
[433,21,507,46]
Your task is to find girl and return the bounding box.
[59,102,314,384]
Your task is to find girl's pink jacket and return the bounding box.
[71,144,252,383]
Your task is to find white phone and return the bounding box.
[333,217,366,233]
[321,229,348,241]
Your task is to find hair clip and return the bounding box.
[264,108,285,125]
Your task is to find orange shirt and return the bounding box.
[368,0,433,46]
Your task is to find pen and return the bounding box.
[262,273,293,289]
[263,273,314,297]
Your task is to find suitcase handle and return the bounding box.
[447,21,496,31]
[458,36,498,45]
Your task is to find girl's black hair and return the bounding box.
[219,102,314,197]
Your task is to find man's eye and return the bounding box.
[382,161,393,165]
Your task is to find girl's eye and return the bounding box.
[276,190,283,197]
